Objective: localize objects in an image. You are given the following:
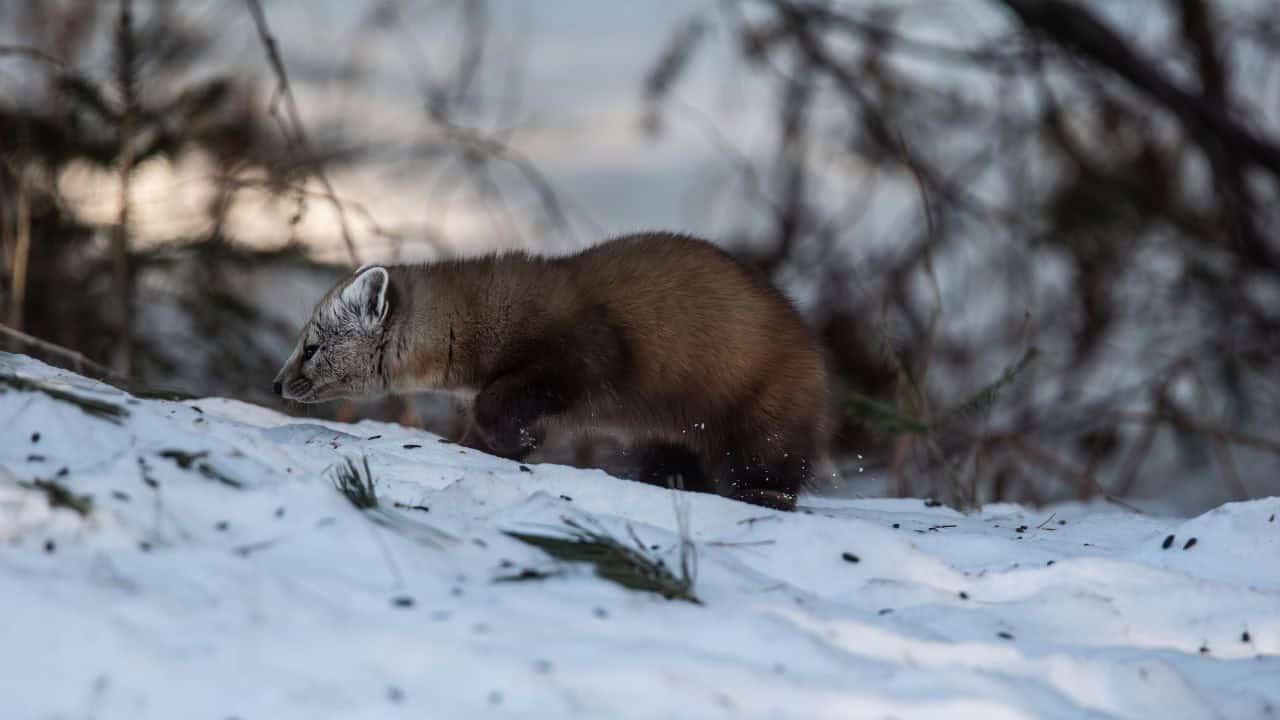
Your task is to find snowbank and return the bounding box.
[1,352,1277,719]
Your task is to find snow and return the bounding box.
[1,351,1278,719]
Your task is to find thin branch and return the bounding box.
[0,323,126,383]
[244,0,361,265]
[1112,411,1280,456]
[0,45,67,69]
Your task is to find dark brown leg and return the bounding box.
[634,442,714,494]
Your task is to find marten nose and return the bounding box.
[273,380,283,397]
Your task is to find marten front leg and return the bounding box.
[472,308,626,461]
[472,369,568,460]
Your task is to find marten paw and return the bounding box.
[473,410,538,460]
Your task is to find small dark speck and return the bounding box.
[437,437,453,444]
[215,521,230,532]
[473,538,488,548]
[139,541,153,552]
[1242,631,1252,643]
[877,608,893,616]
[403,444,422,449]
[386,686,405,704]
[650,544,660,551]
[1199,645,1210,655]
[841,552,860,564]
[773,663,787,674]
[111,490,131,502]
[1046,560,1055,566]
[1183,537,1197,550]
[560,494,573,502]
[391,595,415,608]
[1162,534,1175,549]
[519,465,532,473]
[26,454,45,462]
[1269,514,1275,523]
[488,691,503,705]
[891,523,900,529]
[56,467,69,477]
[275,506,285,518]
[593,607,608,619]
[366,435,382,441]
[193,417,204,424]
[44,539,56,554]
[997,631,1014,640]
[924,498,943,508]
[142,476,159,489]
[450,586,464,597]
[532,659,553,674]
[1015,525,1027,533]
[190,405,203,414]
[1058,519,1067,525]
[30,432,40,443]
[958,591,969,600]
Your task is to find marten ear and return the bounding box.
[341,266,389,330]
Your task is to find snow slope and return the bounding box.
[1,352,1278,720]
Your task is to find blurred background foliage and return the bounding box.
[2,0,1279,512]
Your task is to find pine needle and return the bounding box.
[846,347,1039,436]
[939,346,1039,424]
[196,462,244,489]
[19,478,93,517]
[157,449,208,469]
[493,566,565,583]
[846,391,932,434]
[0,373,129,424]
[504,516,700,604]
[331,456,378,509]
[328,456,455,548]
[157,450,243,488]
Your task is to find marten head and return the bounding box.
[273,266,391,403]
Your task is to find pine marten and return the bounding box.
[273,232,832,509]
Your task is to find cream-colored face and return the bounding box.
[273,267,390,403]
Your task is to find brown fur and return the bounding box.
[277,232,831,509]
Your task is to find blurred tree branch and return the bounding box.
[244,0,360,265]
[644,0,1280,506]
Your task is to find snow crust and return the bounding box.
[1,352,1277,719]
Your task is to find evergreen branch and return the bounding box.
[938,346,1039,425]
[0,373,129,424]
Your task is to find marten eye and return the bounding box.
[303,344,319,361]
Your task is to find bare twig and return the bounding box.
[0,324,125,383]
[0,45,67,69]
[6,170,31,332]
[244,0,361,265]
[112,0,137,378]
